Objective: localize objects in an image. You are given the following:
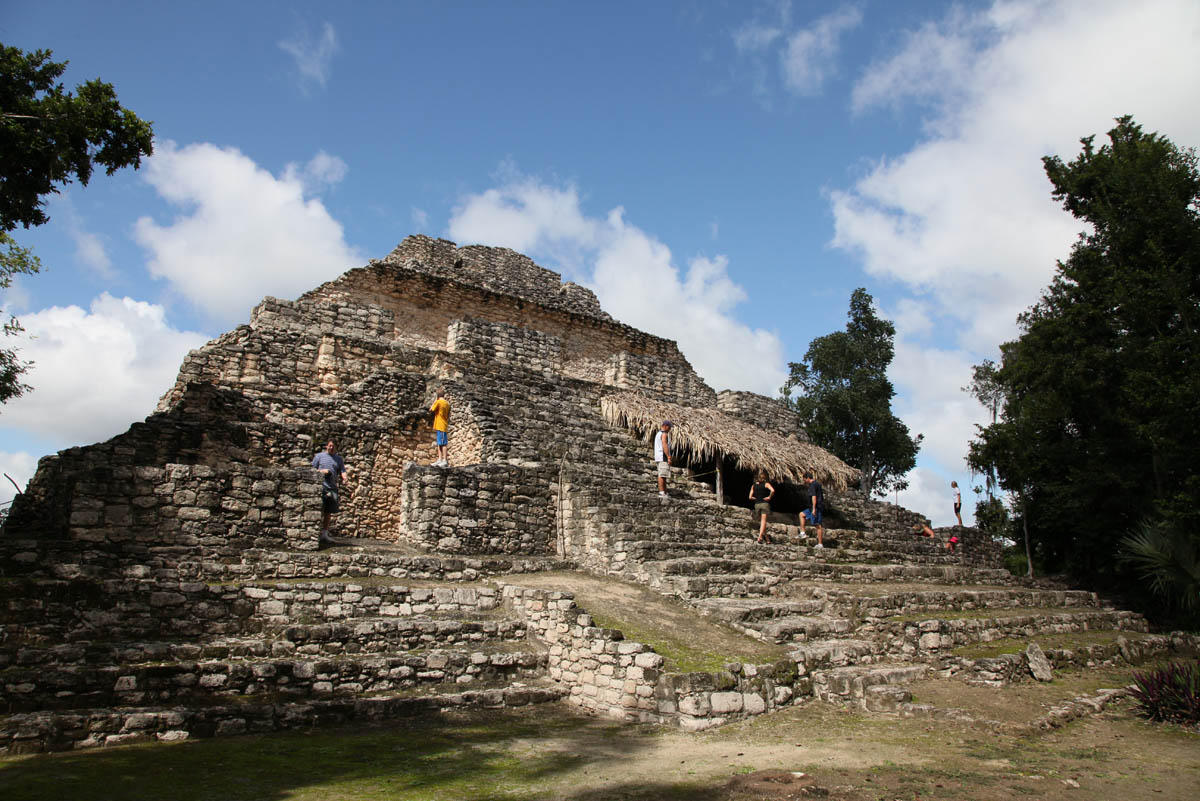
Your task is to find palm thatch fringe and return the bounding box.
[600,391,858,490]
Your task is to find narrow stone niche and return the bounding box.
[352,410,483,542]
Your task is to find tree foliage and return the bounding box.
[0,233,41,403]
[0,44,154,404]
[783,288,922,496]
[967,116,1200,589]
[1,45,154,232]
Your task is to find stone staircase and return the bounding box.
[0,541,568,753]
[555,465,1171,716]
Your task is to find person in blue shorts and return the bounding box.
[800,471,825,548]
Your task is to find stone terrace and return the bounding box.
[3,236,1194,750]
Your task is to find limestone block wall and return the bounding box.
[715,391,808,441]
[156,321,432,421]
[447,318,563,377]
[400,463,557,554]
[827,489,930,533]
[7,447,321,550]
[316,262,702,392]
[386,235,610,320]
[503,585,805,730]
[604,352,718,406]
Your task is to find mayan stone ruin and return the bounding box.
[1,235,1195,752]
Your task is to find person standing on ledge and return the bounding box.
[654,420,672,497]
[312,439,348,549]
[800,471,825,548]
[749,470,775,543]
[951,480,962,526]
[430,388,451,467]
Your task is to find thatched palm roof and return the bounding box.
[600,391,859,490]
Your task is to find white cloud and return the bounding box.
[837,0,1200,350]
[896,465,970,529]
[831,0,1200,491]
[731,2,862,100]
[0,294,208,448]
[411,207,430,230]
[733,22,783,54]
[850,7,980,115]
[279,21,338,90]
[72,229,113,278]
[0,450,37,507]
[283,150,348,194]
[782,5,863,95]
[133,141,362,325]
[448,173,787,395]
[890,340,984,471]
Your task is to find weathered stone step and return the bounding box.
[756,615,854,644]
[844,588,1101,618]
[1,616,531,671]
[868,609,1149,656]
[189,547,574,583]
[777,563,1015,585]
[1,645,549,713]
[791,639,879,671]
[693,597,827,625]
[646,557,752,577]
[0,681,567,753]
[626,538,962,567]
[0,538,573,583]
[811,663,929,709]
[653,572,782,599]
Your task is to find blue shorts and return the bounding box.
[435,430,448,446]
[802,509,822,525]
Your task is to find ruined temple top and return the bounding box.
[379,235,613,322]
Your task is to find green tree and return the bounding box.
[0,44,154,403]
[0,233,42,403]
[963,359,1003,500]
[782,288,922,496]
[968,116,1200,587]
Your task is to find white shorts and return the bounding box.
[656,461,670,478]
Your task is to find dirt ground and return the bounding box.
[488,675,1200,801]
[2,667,1197,801]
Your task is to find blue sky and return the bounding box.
[3,1,1199,524]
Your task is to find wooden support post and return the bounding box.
[715,459,725,506]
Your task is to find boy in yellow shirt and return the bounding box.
[430,388,450,466]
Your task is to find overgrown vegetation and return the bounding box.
[1129,661,1200,726]
[966,117,1200,610]
[1118,518,1200,622]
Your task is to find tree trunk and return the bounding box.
[1022,496,1034,578]
[715,459,725,506]
[860,446,873,495]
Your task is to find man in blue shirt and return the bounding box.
[312,439,347,548]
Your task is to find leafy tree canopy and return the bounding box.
[783,288,922,496]
[0,44,154,405]
[967,116,1200,588]
[1,45,154,231]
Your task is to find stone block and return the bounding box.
[709,692,743,714]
